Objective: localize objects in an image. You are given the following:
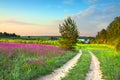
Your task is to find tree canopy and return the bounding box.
[106,17,120,40]
[59,17,79,50]
[95,29,107,44]
[0,32,20,38]
[92,16,120,51]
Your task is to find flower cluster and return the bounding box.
[0,42,65,65]
[0,42,65,56]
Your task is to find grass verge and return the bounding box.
[61,49,91,80]
[92,50,120,80]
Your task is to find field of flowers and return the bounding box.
[0,42,78,80]
[1,42,119,80]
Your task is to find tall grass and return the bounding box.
[0,39,59,46]
[0,42,78,80]
[62,49,91,80]
[92,50,120,80]
[76,44,115,50]
[77,44,120,80]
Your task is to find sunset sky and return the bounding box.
[0,0,120,36]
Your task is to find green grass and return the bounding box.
[76,44,115,50]
[1,42,119,80]
[77,44,120,80]
[0,50,78,80]
[0,39,59,46]
[62,49,91,80]
[92,50,120,80]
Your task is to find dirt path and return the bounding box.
[85,51,103,80]
[36,50,82,80]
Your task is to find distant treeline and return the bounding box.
[90,16,120,51]
[0,32,20,38]
[23,36,94,41]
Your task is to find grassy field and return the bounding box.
[62,49,91,80]
[92,49,120,80]
[0,38,59,46]
[0,40,120,80]
[0,42,78,80]
[77,44,120,80]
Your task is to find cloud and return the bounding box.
[0,19,40,26]
[63,0,73,4]
[1,3,120,36]
[64,9,69,13]
[71,3,120,36]
[0,19,61,36]
[87,0,100,4]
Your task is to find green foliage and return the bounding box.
[95,29,107,44]
[92,50,120,80]
[78,44,120,80]
[59,17,79,49]
[0,49,78,80]
[62,49,91,80]
[0,39,59,46]
[0,32,20,38]
[93,16,120,49]
[107,17,120,39]
[106,16,120,46]
[116,39,120,52]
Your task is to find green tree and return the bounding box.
[59,17,79,50]
[96,29,107,44]
[116,39,120,52]
[94,16,120,45]
[106,16,120,43]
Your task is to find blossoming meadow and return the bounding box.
[0,42,64,57]
[0,42,77,80]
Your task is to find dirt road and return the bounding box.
[36,50,82,80]
[85,51,103,80]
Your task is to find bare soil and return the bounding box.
[85,51,103,80]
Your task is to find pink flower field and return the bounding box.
[0,42,65,57]
[0,42,77,80]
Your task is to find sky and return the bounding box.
[0,0,120,36]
